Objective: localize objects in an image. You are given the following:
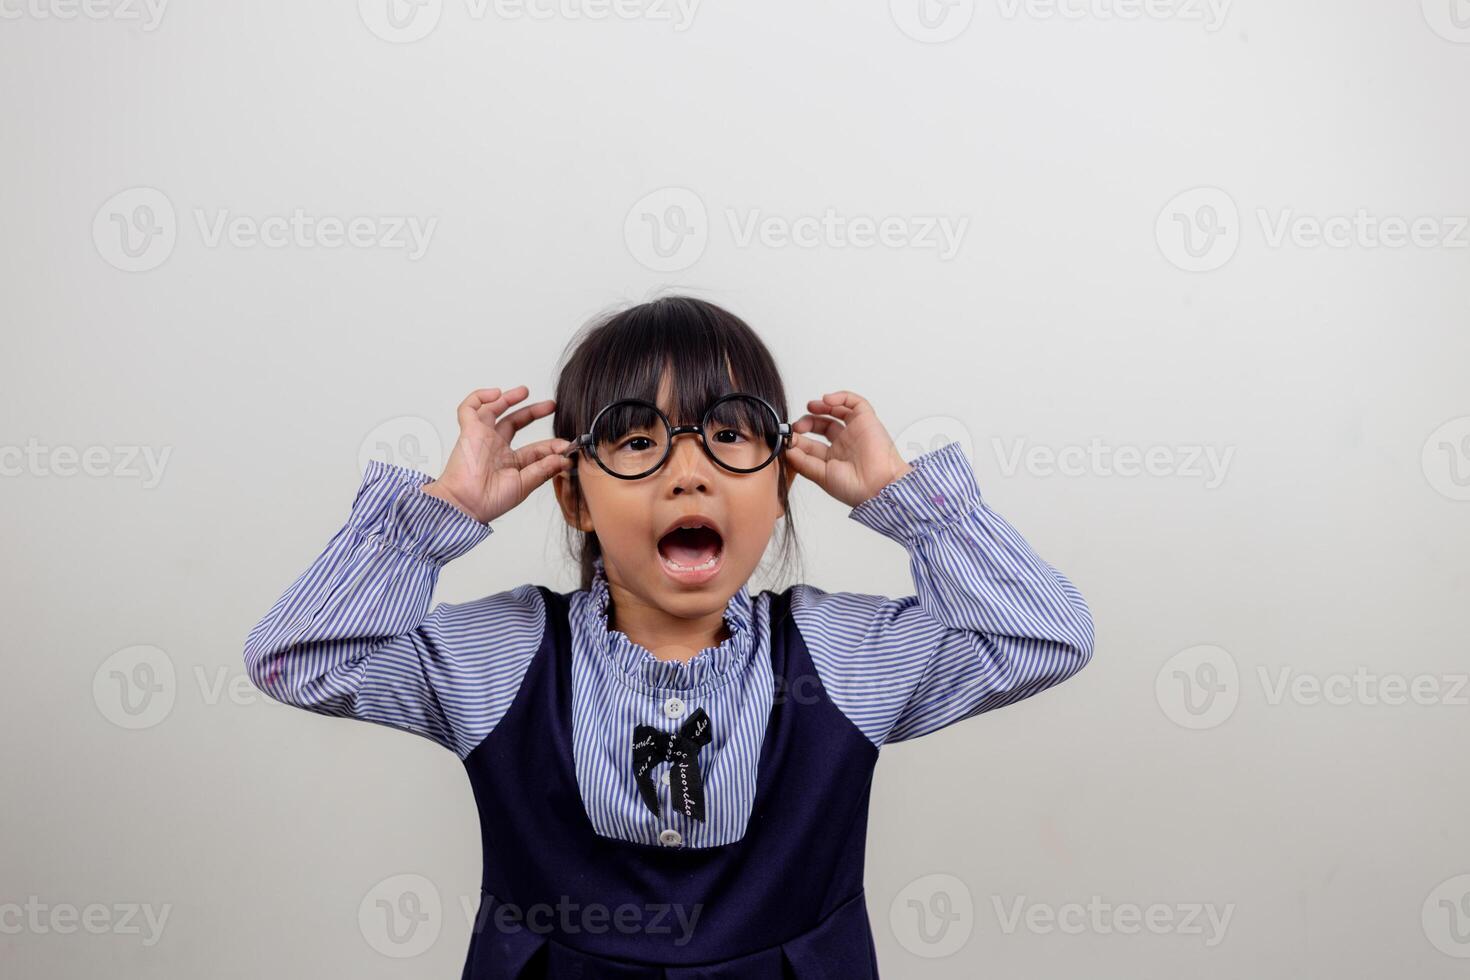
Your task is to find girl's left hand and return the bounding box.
[783,391,915,508]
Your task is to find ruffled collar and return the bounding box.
[577,554,756,694]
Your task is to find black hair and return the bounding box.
[552,294,802,593]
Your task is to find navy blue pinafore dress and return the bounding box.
[458,583,884,979]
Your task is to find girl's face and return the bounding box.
[554,373,796,622]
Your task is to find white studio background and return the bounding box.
[2,2,1468,977]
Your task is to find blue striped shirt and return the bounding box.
[243,440,1095,848]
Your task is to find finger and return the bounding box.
[792,413,841,435]
[513,437,572,465]
[457,388,503,430]
[782,438,825,482]
[467,386,528,412]
[495,398,556,443]
[808,397,859,422]
[819,391,871,414]
[515,440,575,490]
[458,386,524,430]
[464,385,531,428]
[797,415,846,441]
[786,432,829,461]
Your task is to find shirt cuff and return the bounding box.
[347,459,493,565]
[847,441,985,543]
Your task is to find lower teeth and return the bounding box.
[663,553,719,572]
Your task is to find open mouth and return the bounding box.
[656,524,725,578]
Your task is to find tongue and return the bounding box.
[659,527,721,566]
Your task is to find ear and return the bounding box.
[552,469,595,533]
[780,455,799,498]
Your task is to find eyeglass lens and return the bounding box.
[590,396,781,477]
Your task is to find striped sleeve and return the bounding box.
[242,459,545,758]
[792,440,1095,747]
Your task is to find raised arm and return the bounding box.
[243,385,573,758]
[242,459,545,757]
[792,440,1095,747]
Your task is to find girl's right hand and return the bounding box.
[420,386,572,525]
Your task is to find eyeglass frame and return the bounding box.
[559,392,793,480]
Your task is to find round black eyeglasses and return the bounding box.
[560,393,792,480]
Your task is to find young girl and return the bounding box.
[244,296,1095,979]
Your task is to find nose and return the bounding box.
[663,430,713,494]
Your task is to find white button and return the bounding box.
[660,771,671,785]
[658,828,683,847]
[663,696,685,719]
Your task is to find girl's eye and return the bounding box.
[619,435,657,452]
[711,427,747,444]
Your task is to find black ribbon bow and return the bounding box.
[632,708,712,821]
